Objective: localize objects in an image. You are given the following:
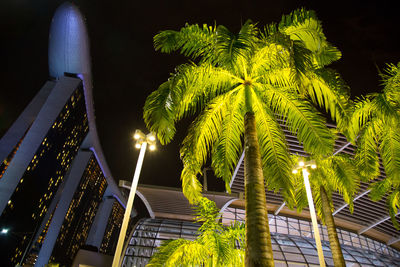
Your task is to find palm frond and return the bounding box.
[181,94,230,169]
[354,121,381,180]
[369,179,391,202]
[387,189,400,230]
[302,68,350,125]
[346,96,375,143]
[154,23,216,62]
[180,165,203,204]
[381,63,400,105]
[379,126,400,185]
[144,81,177,144]
[251,87,295,203]
[215,21,257,66]
[279,8,341,67]
[263,85,335,155]
[211,91,245,192]
[172,63,241,120]
[147,239,208,267]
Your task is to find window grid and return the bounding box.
[222,207,400,259]
[123,217,400,267]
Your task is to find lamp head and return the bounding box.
[298,161,305,167]
[147,132,156,142]
[311,164,317,169]
[134,129,144,140]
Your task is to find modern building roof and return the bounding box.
[230,123,400,249]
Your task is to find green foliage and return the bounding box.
[349,62,400,229]
[293,154,361,223]
[144,8,349,205]
[147,197,245,267]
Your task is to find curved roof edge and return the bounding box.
[49,2,91,78]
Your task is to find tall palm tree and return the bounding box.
[147,197,245,267]
[144,9,349,266]
[294,154,360,267]
[348,62,400,229]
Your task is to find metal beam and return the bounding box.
[387,236,400,246]
[358,212,400,234]
[333,141,352,155]
[333,190,370,216]
[229,152,245,189]
[274,202,286,215]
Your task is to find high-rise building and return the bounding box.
[0,3,128,266]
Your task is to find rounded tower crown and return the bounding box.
[48,2,91,78]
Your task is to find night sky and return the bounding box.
[1,0,399,190]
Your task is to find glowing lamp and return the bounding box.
[134,129,143,140]
[147,133,156,142]
[311,164,317,169]
[149,144,156,151]
[298,161,305,167]
[135,143,141,149]
[292,169,298,174]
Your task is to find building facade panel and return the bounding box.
[0,82,89,266]
[49,155,108,266]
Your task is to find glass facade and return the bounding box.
[122,214,400,267]
[50,155,107,266]
[100,199,125,255]
[122,218,200,267]
[0,85,88,266]
[222,207,400,258]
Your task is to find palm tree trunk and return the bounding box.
[320,186,345,267]
[244,112,274,267]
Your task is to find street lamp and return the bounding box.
[293,159,325,267]
[112,130,157,267]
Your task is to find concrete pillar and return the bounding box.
[85,188,115,249]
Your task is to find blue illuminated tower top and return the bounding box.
[48,2,91,79]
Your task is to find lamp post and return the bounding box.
[292,160,326,267]
[111,130,156,267]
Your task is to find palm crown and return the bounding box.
[144,9,349,204]
[348,63,400,228]
[147,197,245,267]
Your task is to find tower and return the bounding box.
[0,3,128,266]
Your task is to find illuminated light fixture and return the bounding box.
[292,159,325,267]
[133,129,144,140]
[112,129,157,267]
[1,228,8,234]
[7,200,11,205]
[147,133,156,142]
[311,164,317,169]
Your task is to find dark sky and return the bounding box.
[1,0,399,190]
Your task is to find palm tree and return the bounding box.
[347,62,400,229]
[294,154,360,267]
[147,197,245,267]
[144,9,349,266]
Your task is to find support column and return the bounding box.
[86,188,115,249]
[34,150,92,267]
